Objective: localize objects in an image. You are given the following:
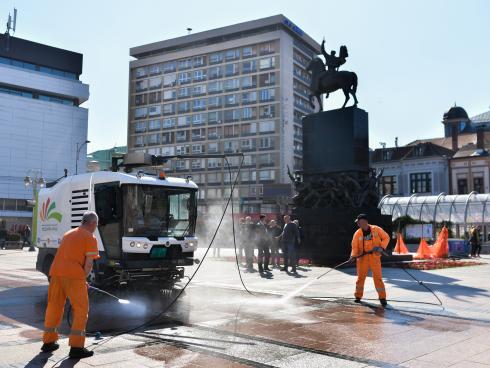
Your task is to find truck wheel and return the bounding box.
[43,256,54,282]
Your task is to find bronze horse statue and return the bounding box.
[306,57,358,111]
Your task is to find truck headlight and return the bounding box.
[189,242,195,247]
[143,243,148,249]
[136,242,141,248]
[130,241,135,247]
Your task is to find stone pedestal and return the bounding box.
[293,107,393,265]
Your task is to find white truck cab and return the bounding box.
[35,163,199,287]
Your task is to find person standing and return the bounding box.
[276,215,300,273]
[22,225,31,247]
[256,215,270,272]
[237,218,245,261]
[243,216,256,272]
[470,226,481,258]
[268,220,282,268]
[350,214,390,307]
[41,211,100,359]
[293,220,304,268]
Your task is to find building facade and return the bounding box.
[87,146,127,172]
[371,142,454,196]
[0,34,89,228]
[127,15,319,214]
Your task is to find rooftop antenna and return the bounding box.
[186,27,192,35]
[4,8,17,52]
[395,137,399,147]
[379,142,386,149]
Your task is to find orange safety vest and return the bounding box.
[351,225,390,258]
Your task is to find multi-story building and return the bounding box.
[87,146,127,172]
[0,34,89,228]
[127,15,319,214]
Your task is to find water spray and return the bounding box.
[88,285,131,304]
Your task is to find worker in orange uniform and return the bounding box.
[349,214,390,307]
[41,211,100,359]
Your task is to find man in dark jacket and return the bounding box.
[268,220,282,268]
[276,215,300,273]
[243,216,256,272]
[256,215,270,273]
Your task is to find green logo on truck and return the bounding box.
[40,198,62,223]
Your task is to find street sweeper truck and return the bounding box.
[35,153,199,288]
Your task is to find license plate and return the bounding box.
[150,247,167,259]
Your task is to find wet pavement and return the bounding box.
[1,248,490,367]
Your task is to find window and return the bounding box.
[147,134,160,145]
[135,135,145,146]
[162,103,175,115]
[207,172,222,183]
[134,121,146,133]
[134,107,147,119]
[193,56,206,67]
[162,132,173,144]
[457,178,468,194]
[225,49,240,61]
[178,115,191,127]
[382,150,393,160]
[149,77,162,89]
[149,64,161,75]
[242,107,256,120]
[192,113,207,125]
[207,127,220,139]
[192,98,206,111]
[208,80,223,93]
[208,96,222,109]
[135,80,148,92]
[241,75,257,89]
[178,101,190,113]
[242,46,256,58]
[159,89,173,101]
[243,155,255,166]
[224,78,240,91]
[259,137,275,149]
[224,140,239,153]
[242,60,257,74]
[225,94,239,106]
[259,170,275,181]
[258,153,274,166]
[178,72,191,84]
[135,67,147,78]
[259,57,275,70]
[241,170,257,182]
[162,61,176,73]
[163,118,176,129]
[225,63,239,77]
[193,69,206,81]
[178,87,191,98]
[410,173,432,194]
[224,109,241,122]
[148,119,161,131]
[135,94,147,105]
[176,131,188,142]
[379,176,397,195]
[259,42,275,55]
[259,120,275,133]
[162,146,175,155]
[178,58,192,70]
[149,91,161,104]
[163,74,177,87]
[192,129,205,140]
[259,88,275,102]
[474,177,484,193]
[224,125,239,137]
[208,143,219,154]
[192,144,204,154]
[192,84,206,96]
[209,52,223,64]
[208,66,222,79]
[148,105,161,117]
[174,159,188,170]
[259,105,275,118]
[241,138,256,151]
[191,159,203,169]
[208,111,222,124]
[242,91,257,104]
[259,72,276,87]
[241,123,257,135]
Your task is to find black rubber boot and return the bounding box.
[41,342,59,353]
[354,298,361,303]
[69,347,94,359]
[380,299,387,307]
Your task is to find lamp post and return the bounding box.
[24,169,45,252]
[75,140,90,175]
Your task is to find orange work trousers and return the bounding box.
[355,254,386,300]
[43,276,89,348]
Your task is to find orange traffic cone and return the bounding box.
[431,226,449,258]
[394,233,409,254]
[414,238,433,259]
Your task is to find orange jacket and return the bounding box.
[351,225,390,257]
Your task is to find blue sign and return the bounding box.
[283,18,304,37]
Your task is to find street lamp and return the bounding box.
[75,140,90,175]
[24,169,45,252]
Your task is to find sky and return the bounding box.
[2,0,489,152]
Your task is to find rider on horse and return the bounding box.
[311,38,348,93]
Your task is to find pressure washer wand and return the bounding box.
[88,285,130,304]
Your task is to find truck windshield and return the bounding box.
[122,184,196,238]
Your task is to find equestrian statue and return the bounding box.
[307,37,358,111]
